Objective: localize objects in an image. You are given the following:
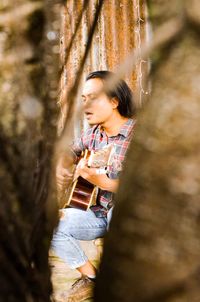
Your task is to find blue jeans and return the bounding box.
[51,207,113,269]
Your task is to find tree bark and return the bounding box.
[95,1,200,302]
[0,1,61,301]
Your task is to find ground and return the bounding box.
[50,240,101,302]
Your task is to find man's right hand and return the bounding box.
[55,155,74,190]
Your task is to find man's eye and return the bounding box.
[90,96,97,101]
[82,96,97,102]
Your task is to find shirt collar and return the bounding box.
[118,118,136,137]
[97,118,136,138]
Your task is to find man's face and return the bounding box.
[81,78,118,125]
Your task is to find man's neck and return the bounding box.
[101,114,129,137]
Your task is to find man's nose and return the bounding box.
[83,100,87,108]
[83,98,92,107]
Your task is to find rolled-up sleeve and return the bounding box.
[70,128,91,162]
[106,151,124,179]
[71,137,84,155]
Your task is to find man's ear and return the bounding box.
[111,97,119,109]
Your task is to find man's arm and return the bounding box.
[56,152,75,190]
[86,173,119,193]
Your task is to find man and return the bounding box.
[52,70,136,301]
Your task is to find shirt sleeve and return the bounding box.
[107,171,121,180]
[70,127,91,161]
[106,141,128,179]
[106,153,124,179]
[71,136,84,157]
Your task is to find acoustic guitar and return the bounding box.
[62,145,114,211]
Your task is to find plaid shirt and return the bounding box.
[72,118,136,217]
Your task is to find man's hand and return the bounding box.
[74,158,96,180]
[74,158,119,193]
[56,155,74,191]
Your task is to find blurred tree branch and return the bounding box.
[95,1,200,301]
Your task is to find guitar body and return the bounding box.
[62,145,113,211]
[63,176,97,211]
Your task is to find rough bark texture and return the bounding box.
[0,1,61,301]
[95,1,200,302]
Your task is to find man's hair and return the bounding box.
[86,70,136,118]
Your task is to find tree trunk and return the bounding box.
[95,1,200,301]
[0,1,61,301]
